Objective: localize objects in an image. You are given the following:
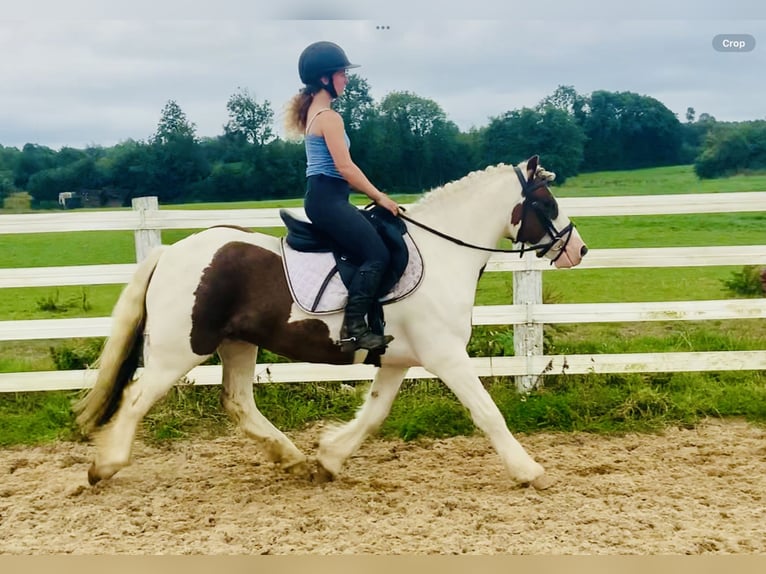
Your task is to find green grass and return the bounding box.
[385,371,766,438]
[0,228,284,269]
[0,340,56,373]
[554,164,766,197]
[1,164,765,446]
[0,391,81,446]
[546,320,766,355]
[475,266,742,305]
[489,371,766,433]
[0,285,123,321]
[4,370,764,448]
[544,267,739,303]
[0,231,137,268]
[570,212,766,249]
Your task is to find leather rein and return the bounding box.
[395,166,574,263]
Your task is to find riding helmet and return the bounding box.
[298,41,360,88]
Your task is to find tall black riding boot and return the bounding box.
[339,262,394,352]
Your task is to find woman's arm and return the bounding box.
[321,111,399,216]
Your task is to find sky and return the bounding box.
[1,1,764,150]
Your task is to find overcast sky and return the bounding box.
[2,2,764,150]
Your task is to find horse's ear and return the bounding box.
[526,155,539,180]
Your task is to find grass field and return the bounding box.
[553,164,766,197]
[0,164,764,445]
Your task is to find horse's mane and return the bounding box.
[410,161,555,211]
[411,164,513,211]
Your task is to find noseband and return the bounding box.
[396,166,575,263]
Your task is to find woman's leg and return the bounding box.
[305,175,392,350]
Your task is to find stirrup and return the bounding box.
[338,332,394,353]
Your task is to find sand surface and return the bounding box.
[1,418,764,554]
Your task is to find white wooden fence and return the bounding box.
[1,192,765,393]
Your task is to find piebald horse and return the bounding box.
[75,156,587,490]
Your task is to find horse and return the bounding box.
[74,155,588,490]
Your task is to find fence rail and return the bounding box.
[1,298,764,342]
[3,246,766,289]
[2,351,765,394]
[1,192,765,393]
[2,192,763,235]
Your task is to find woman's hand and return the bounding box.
[376,193,400,217]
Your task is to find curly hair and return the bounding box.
[284,86,318,138]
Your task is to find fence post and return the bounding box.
[513,253,543,392]
[132,196,161,262]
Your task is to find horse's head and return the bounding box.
[507,156,587,268]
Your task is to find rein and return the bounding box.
[392,166,574,261]
[398,209,524,254]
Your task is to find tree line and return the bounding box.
[0,79,763,209]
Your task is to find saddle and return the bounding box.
[279,206,424,321]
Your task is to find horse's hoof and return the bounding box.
[311,463,336,484]
[87,464,102,486]
[282,459,310,478]
[529,474,555,490]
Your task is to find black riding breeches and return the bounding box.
[304,174,390,269]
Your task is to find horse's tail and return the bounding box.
[74,246,165,434]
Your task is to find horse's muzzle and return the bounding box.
[552,228,587,269]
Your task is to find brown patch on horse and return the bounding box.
[515,177,558,244]
[190,242,354,365]
[511,203,523,225]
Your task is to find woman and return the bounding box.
[285,41,399,352]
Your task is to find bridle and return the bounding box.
[396,165,575,263]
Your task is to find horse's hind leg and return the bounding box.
[88,355,201,484]
[316,365,407,480]
[218,339,308,474]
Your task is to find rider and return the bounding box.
[285,41,400,352]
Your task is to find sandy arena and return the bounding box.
[1,418,764,554]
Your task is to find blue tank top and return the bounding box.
[305,132,350,179]
[304,108,350,179]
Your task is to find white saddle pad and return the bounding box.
[281,234,424,314]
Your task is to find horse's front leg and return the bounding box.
[422,346,552,490]
[315,365,408,481]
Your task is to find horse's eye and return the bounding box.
[541,199,558,219]
[531,200,558,219]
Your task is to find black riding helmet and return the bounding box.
[298,41,360,98]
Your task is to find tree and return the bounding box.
[13,144,57,188]
[694,120,766,178]
[582,90,682,170]
[332,74,381,181]
[680,110,717,164]
[376,91,468,191]
[334,74,375,131]
[255,139,308,199]
[379,91,447,138]
[141,100,209,203]
[27,157,101,205]
[481,106,585,183]
[93,139,153,205]
[224,88,275,146]
[0,145,21,202]
[152,100,197,145]
[537,85,588,125]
